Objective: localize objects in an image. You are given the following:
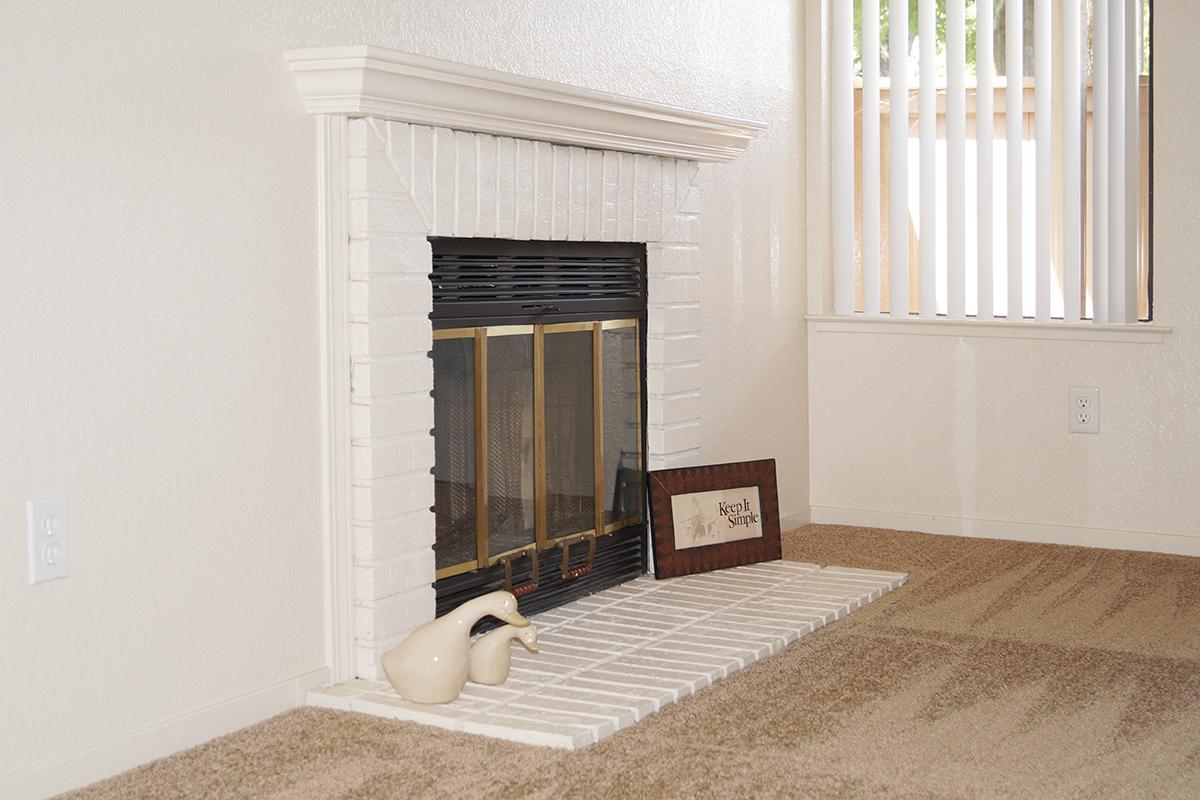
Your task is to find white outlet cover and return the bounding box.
[27,497,70,584]
[1069,386,1100,434]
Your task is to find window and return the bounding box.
[831,1,1152,322]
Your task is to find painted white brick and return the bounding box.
[645,390,699,427]
[585,149,604,240]
[649,275,701,305]
[648,421,702,454]
[429,127,457,235]
[348,317,431,358]
[354,549,436,600]
[646,242,700,274]
[510,695,635,732]
[352,692,475,730]
[537,686,655,720]
[647,157,665,240]
[533,141,555,239]
[352,434,435,480]
[349,277,432,317]
[352,472,434,521]
[350,393,433,439]
[351,355,433,400]
[355,584,436,640]
[646,303,701,336]
[463,714,592,749]
[348,237,432,277]
[454,130,477,238]
[339,120,728,683]
[348,118,385,156]
[633,154,651,240]
[349,195,429,236]
[476,134,498,238]
[354,510,436,561]
[601,150,619,239]
[496,136,517,238]
[383,121,413,188]
[515,139,536,239]
[552,145,571,239]
[567,147,587,240]
[646,362,701,395]
[410,126,435,213]
[616,152,636,240]
[349,152,409,194]
[674,159,702,214]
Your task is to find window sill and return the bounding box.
[807,315,1171,344]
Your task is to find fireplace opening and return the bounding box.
[429,237,648,624]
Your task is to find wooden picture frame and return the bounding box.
[647,459,782,579]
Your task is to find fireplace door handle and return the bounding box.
[560,533,596,581]
[500,549,539,598]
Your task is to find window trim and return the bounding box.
[807,314,1169,344]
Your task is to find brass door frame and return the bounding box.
[435,318,642,580]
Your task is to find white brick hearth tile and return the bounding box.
[311,561,906,749]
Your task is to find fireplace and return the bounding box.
[286,44,764,679]
[429,238,647,620]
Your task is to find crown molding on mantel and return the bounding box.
[285,46,766,162]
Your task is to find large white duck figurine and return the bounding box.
[469,624,539,685]
[381,590,529,704]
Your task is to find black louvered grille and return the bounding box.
[430,238,645,324]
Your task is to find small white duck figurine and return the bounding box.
[381,590,530,704]
[469,624,539,685]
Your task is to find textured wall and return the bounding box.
[0,0,805,778]
[808,0,1200,553]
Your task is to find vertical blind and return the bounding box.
[832,0,1147,323]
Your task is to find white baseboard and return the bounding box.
[808,505,1200,557]
[779,507,813,532]
[0,667,330,800]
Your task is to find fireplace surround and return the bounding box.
[287,46,765,680]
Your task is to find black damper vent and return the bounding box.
[430,237,645,325]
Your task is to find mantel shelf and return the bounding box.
[285,45,766,162]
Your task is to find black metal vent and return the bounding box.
[431,238,645,325]
[435,526,646,633]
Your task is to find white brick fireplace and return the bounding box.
[288,46,765,681]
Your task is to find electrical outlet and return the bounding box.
[27,497,70,584]
[1069,387,1100,434]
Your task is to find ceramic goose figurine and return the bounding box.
[381,590,530,704]
[468,624,539,685]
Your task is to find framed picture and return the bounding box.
[647,459,782,579]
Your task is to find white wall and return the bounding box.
[0,0,806,788]
[808,0,1200,555]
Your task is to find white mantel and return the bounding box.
[286,45,765,162]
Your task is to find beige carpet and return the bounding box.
[62,525,1200,799]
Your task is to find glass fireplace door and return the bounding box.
[540,323,598,545]
[486,327,537,560]
[433,319,642,580]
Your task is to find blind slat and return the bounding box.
[1108,0,1127,322]
[1006,0,1024,320]
[831,0,854,316]
[977,0,995,320]
[946,0,966,319]
[1035,0,1052,322]
[918,0,937,318]
[1123,0,1140,323]
[888,0,909,317]
[1063,0,1083,322]
[1094,0,1110,323]
[863,0,881,316]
